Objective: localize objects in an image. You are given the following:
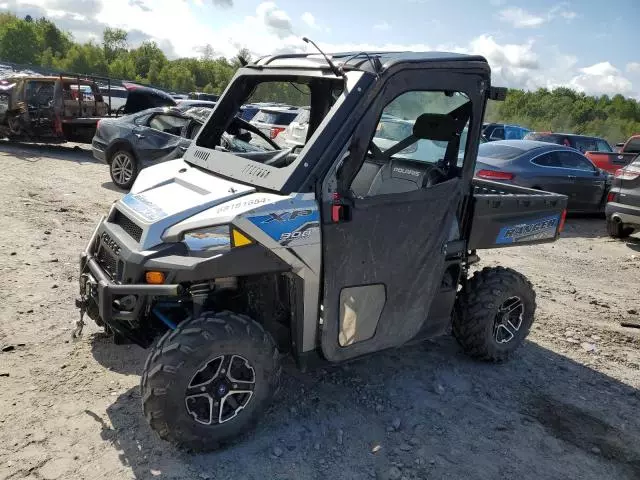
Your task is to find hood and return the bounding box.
[118,159,258,249]
[123,84,176,115]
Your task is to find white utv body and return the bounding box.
[77,50,567,451]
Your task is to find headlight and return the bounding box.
[182,225,231,256]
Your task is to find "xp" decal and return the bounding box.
[262,209,313,223]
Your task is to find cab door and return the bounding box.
[319,69,486,362]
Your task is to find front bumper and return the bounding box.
[78,218,181,332]
[605,201,640,227]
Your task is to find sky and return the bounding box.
[1,0,639,99]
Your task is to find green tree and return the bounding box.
[157,63,196,92]
[203,82,215,93]
[130,41,167,78]
[103,27,128,63]
[0,18,38,63]
[108,53,136,79]
[59,42,108,75]
[34,17,71,57]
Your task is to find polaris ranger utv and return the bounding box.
[76,49,568,451]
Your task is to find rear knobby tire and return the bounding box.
[453,266,536,362]
[141,311,281,452]
[606,219,633,239]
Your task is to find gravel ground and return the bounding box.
[0,142,639,480]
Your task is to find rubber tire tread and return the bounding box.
[141,310,281,452]
[606,219,633,239]
[453,266,536,362]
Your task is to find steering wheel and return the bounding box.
[422,160,449,188]
[229,116,280,151]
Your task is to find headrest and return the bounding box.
[413,113,457,141]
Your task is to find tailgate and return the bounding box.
[586,152,637,173]
[468,179,568,250]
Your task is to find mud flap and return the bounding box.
[320,178,462,362]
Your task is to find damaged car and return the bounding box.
[92,104,278,189]
[0,75,109,143]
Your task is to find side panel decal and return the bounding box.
[247,208,320,245]
[495,214,560,244]
[121,193,167,222]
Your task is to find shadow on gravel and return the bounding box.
[0,140,95,163]
[90,333,147,376]
[92,336,640,480]
[560,217,608,239]
[623,236,640,252]
[100,181,126,193]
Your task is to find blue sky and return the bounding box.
[3,0,640,98]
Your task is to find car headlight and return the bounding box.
[181,225,254,257]
[182,225,231,256]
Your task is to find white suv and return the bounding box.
[275,108,310,148]
[249,106,300,142]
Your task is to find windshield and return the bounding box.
[189,70,479,193]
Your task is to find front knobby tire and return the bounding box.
[453,266,536,362]
[141,311,281,452]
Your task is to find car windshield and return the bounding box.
[252,110,299,125]
[478,143,526,160]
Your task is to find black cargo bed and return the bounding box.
[468,179,568,250]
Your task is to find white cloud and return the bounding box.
[498,7,545,28]
[627,62,640,74]
[301,12,317,29]
[373,22,391,31]
[569,62,633,96]
[498,4,578,29]
[549,3,577,21]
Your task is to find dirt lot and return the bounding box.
[0,142,639,480]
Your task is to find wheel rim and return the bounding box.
[111,153,133,185]
[493,296,524,344]
[185,355,256,425]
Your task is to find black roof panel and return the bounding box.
[252,51,488,74]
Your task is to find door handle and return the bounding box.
[567,175,576,181]
[134,133,145,139]
[179,145,188,151]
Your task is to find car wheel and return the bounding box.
[453,266,536,362]
[606,219,633,239]
[141,311,281,452]
[109,150,138,190]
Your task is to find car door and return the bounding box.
[319,70,483,362]
[558,151,606,211]
[529,151,578,204]
[134,112,191,163]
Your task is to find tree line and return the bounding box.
[0,12,638,143]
